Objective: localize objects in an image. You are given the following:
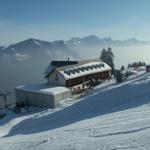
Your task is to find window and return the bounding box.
[55,73,58,80]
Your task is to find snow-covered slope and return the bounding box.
[1,73,150,150]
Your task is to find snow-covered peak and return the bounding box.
[22,38,41,46]
[0,45,9,51]
[0,38,79,62]
[33,39,41,46]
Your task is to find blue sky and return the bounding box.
[0,0,150,44]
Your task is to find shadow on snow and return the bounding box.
[6,78,150,137]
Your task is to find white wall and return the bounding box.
[15,88,71,108]
[48,70,66,86]
[15,90,55,108]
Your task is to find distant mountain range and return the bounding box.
[0,38,79,62]
[0,35,150,62]
[66,35,150,48]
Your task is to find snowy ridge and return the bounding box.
[66,35,150,47]
[33,39,40,46]
[14,53,31,61]
[1,45,9,51]
[0,38,79,62]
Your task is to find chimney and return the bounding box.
[67,57,70,61]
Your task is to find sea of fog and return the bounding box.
[0,60,48,105]
[0,45,150,105]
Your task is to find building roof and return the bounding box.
[16,84,70,96]
[51,60,78,68]
[44,60,79,78]
[44,65,55,78]
[60,61,112,80]
[57,58,100,71]
[44,58,112,80]
[146,64,150,67]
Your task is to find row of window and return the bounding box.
[66,71,110,87]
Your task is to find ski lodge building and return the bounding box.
[15,58,112,108]
[45,59,112,93]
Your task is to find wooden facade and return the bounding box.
[66,70,111,87]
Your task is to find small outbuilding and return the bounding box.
[15,84,71,108]
[146,65,150,72]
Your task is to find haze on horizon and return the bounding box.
[1,0,150,105]
[0,0,150,45]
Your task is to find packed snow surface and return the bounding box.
[1,72,150,150]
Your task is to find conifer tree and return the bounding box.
[100,47,114,73]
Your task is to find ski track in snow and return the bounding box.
[1,72,150,149]
[90,126,150,138]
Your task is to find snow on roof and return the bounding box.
[16,84,70,96]
[60,62,112,80]
[44,64,55,77]
[44,59,111,80]
[44,61,78,78]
